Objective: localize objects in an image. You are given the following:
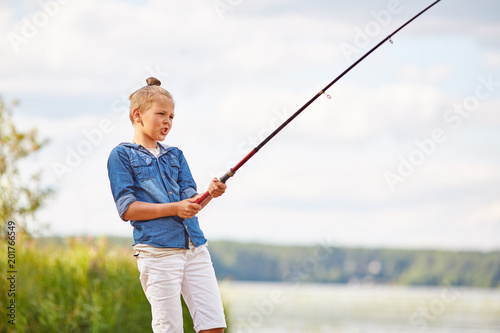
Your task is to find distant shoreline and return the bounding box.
[31,236,500,289]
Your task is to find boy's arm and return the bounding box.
[109,147,203,221]
[108,147,138,221]
[123,178,226,220]
[123,199,202,221]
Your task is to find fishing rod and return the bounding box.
[195,0,442,205]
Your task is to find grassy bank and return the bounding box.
[0,235,196,333]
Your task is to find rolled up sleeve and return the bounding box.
[107,146,137,221]
[181,187,198,200]
[116,193,136,221]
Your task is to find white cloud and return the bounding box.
[482,51,500,70]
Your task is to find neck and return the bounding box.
[133,134,158,149]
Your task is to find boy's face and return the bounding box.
[135,94,175,147]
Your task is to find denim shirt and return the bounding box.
[107,142,207,248]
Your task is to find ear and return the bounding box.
[132,108,142,124]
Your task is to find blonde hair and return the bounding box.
[129,77,174,124]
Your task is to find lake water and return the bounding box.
[218,281,500,333]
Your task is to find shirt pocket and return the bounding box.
[163,155,180,182]
[130,156,155,182]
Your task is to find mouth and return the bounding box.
[161,128,169,135]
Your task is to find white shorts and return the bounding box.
[136,243,226,333]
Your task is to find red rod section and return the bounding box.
[195,149,256,204]
[232,149,257,173]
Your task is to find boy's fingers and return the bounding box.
[187,197,203,204]
[190,203,202,211]
[183,200,201,211]
[213,182,226,189]
[213,178,225,185]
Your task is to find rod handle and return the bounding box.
[194,169,234,205]
[194,191,211,205]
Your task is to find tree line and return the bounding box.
[207,241,500,288]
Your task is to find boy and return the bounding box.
[107,77,226,333]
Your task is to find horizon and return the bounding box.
[32,234,500,253]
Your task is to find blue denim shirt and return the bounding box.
[107,142,207,248]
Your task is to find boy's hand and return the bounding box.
[177,199,202,219]
[208,178,227,198]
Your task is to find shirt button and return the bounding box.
[169,192,172,195]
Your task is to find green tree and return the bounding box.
[0,95,53,236]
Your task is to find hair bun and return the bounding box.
[146,77,161,86]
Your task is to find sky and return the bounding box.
[1,0,499,251]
